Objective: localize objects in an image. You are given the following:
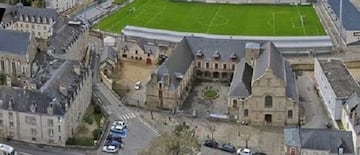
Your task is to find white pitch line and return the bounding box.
[296,5,307,35]
[272,11,276,35]
[206,5,222,33]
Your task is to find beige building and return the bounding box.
[146,37,298,126]
[44,0,76,13]
[0,3,58,39]
[228,42,299,126]
[0,60,92,146]
[99,46,118,89]
[118,39,160,65]
[146,39,194,109]
[0,29,37,78]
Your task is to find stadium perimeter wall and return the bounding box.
[120,26,334,56]
[174,0,309,4]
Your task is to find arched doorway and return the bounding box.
[265,114,272,125]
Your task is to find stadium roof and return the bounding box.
[327,0,360,30]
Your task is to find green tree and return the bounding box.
[31,0,43,8]
[0,73,6,85]
[139,124,200,155]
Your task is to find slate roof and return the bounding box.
[317,58,360,98]
[185,37,253,61]
[14,3,58,23]
[0,60,89,116]
[48,17,88,54]
[118,39,159,54]
[252,42,285,82]
[285,60,299,102]
[327,0,360,30]
[100,46,117,63]
[284,128,301,147]
[300,128,354,153]
[156,39,193,90]
[0,29,30,56]
[228,58,253,98]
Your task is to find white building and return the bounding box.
[314,58,358,123]
[44,0,76,13]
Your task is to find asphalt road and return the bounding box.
[95,82,159,155]
[2,141,87,155]
[201,146,234,155]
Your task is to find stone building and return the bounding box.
[284,128,354,155]
[146,39,194,109]
[118,39,160,65]
[47,17,89,61]
[228,42,299,126]
[146,37,299,126]
[0,29,37,78]
[0,59,92,146]
[0,3,58,39]
[44,0,76,13]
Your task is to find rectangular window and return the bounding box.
[25,116,36,125]
[31,25,34,29]
[49,129,54,137]
[0,119,3,126]
[223,64,227,70]
[232,64,235,70]
[9,122,14,129]
[8,112,13,120]
[58,125,61,133]
[215,63,218,69]
[288,110,293,119]
[0,112,3,118]
[197,62,201,68]
[31,128,37,135]
[206,63,209,69]
[48,119,54,127]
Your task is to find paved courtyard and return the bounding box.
[113,61,157,105]
[181,81,230,118]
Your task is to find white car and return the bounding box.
[111,120,126,130]
[134,81,142,90]
[237,148,252,155]
[102,145,119,153]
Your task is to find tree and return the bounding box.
[31,0,43,8]
[139,124,200,155]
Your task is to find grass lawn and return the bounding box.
[204,90,218,98]
[97,0,325,36]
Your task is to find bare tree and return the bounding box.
[205,121,216,140]
[238,126,255,148]
[139,124,200,155]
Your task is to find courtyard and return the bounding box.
[112,61,157,106]
[181,81,230,118]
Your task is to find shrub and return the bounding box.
[83,115,94,125]
[93,128,103,140]
[94,104,102,114]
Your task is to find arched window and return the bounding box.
[265,95,272,108]
[244,109,249,117]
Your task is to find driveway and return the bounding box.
[297,71,330,129]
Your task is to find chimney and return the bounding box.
[73,65,81,75]
[162,74,170,86]
[245,42,261,66]
[59,84,67,96]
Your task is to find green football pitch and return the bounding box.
[96,0,325,36]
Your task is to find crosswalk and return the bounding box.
[118,113,136,120]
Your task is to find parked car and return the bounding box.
[112,120,127,129]
[134,81,142,90]
[219,143,236,153]
[237,148,252,155]
[102,145,118,153]
[107,135,124,143]
[109,128,128,139]
[203,139,218,148]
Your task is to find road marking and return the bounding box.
[130,113,136,118]
[137,117,159,135]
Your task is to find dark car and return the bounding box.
[253,152,267,155]
[203,139,218,148]
[219,143,236,153]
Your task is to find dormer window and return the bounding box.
[230,52,238,61]
[31,16,35,22]
[37,17,40,23]
[43,17,47,23]
[196,50,203,58]
[213,51,220,60]
[175,72,183,80]
[25,15,29,22]
[19,15,23,21]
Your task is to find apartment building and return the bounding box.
[44,0,76,13]
[0,3,58,39]
[0,59,92,146]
